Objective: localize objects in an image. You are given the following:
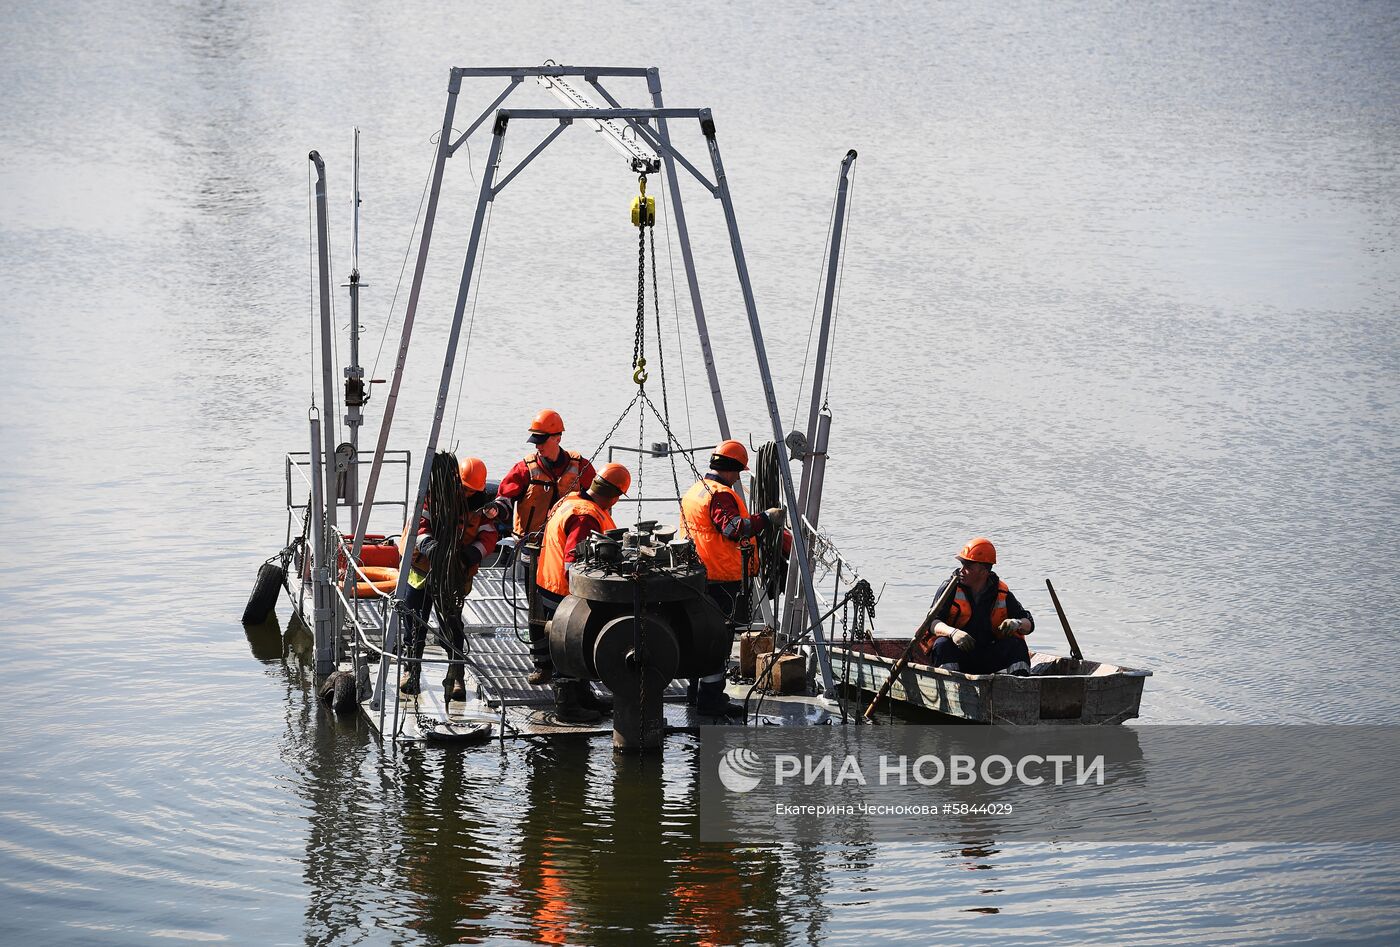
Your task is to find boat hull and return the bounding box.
[832,639,1150,725]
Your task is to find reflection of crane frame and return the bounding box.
[350,66,838,709]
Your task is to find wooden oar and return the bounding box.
[1044,578,1084,661]
[863,569,960,720]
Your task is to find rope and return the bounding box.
[650,226,684,507]
[824,167,856,406]
[658,177,694,446]
[449,198,494,447]
[744,579,875,725]
[790,178,840,430]
[367,135,440,402]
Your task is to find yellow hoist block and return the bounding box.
[631,174,656,227]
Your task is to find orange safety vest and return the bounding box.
[398,503,490,594]
[536,493,616,597]
[946,579,1010,631]
[514,450,587,538]
[679,479,758,582]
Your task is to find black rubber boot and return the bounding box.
[551,678,602,724]
[576,683,614,716]
[443,663,467,703]
[696,678,744,719]
[399,636,425,695]
[526,577,554,686]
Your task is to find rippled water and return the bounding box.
[2,0,1398,943]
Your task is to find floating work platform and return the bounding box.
[323,567,840,744]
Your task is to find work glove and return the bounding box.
[417,536,438,559]
[461,544,484,568]
[951,629,975,652]
[483,497,511,521]
[764,507,786,529]
[998,618,1029,636]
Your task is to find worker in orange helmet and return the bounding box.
[495,409,598,539]
[494,409,598,684]
[534,462,632,722]
[397,455,507,700]
[678,439,785,717]
[920,537,1035,675]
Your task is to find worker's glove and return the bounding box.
[483,497,511,521]
[764,507,786,529]
[461,544,484,568]
[998,618,1028,636]
[417,536,438,559]
[951,629,976,652]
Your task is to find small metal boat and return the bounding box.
[832,639,1151,725]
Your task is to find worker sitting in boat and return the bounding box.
[678,439,785,717]
[535,463,632,723]
[494,408,597,685]
[920,537,1034,675]
[398,456,506,700]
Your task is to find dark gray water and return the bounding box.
[3,0,1399,943]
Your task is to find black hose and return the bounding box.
[750,441,784,603]
[427,451,468,658]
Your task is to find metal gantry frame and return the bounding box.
[347,65,837,710]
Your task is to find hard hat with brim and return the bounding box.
[528,409,565,437]
[957,537,997,565]
[711,439,750,470]
[596,462,631,495]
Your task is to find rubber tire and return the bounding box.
[242,561,284,625]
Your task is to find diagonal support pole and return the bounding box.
[699,110,837,699]
[351,73,460,579]
[371,106,508,711]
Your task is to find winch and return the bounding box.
[548,520,730,752]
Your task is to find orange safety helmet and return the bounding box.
[711,439,750,470]
[957,537,997,565]
[595,462,631,495]
[528,409,566,436]
[458,456,488,493]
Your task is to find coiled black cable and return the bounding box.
[750,440,785,603]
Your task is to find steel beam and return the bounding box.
[351,72,461,580]
[646,70,733,440]
[373,119,509,711]
[783,149,857,635]
[700,113,838,698]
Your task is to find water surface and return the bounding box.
[1,0,1398,943]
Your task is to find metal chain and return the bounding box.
[638,390,704,482]
[632,203,648,385]
[587,390,643,466]
[636,385,645,521]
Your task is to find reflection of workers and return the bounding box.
[679,440,785,717]
[398,456,506,700]
[536,463,632,723]
[922,537,1034,675]
[496,409,597,685]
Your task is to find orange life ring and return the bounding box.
[350,566,399,598]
